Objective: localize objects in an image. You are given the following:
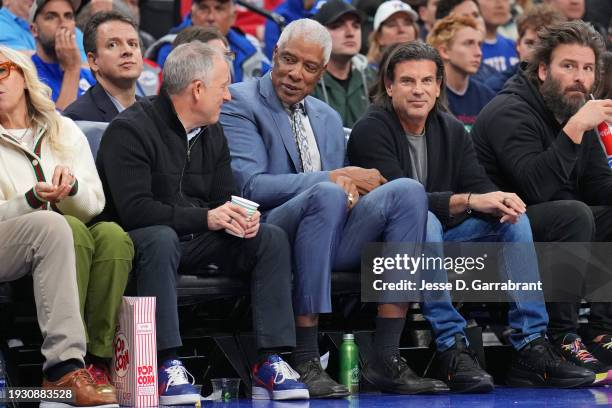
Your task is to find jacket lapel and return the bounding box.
[92,83,120,122]
[424,115,438,191]
[259,75,302,172]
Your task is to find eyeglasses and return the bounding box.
[0,62,19,81]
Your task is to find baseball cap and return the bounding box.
[373,0,418,31]
[312,0,364,26]
[29,0,82,24]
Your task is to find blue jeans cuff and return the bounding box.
[436,333,468,352]
[512,332,543,351]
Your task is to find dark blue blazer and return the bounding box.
[64,82,136,122]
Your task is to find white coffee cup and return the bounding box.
[225,195,260,237]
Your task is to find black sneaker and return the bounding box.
[588,334,612,365]
[292,358,350,398]
[506,337,595,388]
[427,336,494,393]
[362,354,449,394]
[559,334,611,385]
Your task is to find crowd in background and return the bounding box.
[0,0,610,120]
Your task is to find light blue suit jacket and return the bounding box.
[220,75,346,211]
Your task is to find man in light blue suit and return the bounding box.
[221,18,460,397]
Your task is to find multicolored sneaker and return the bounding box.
[589,334,612,366]
[560,334,612,385]
[252,355,309,400]
[158,359,201,405]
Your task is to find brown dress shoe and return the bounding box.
[43,368,119,407]
[86,363,117,396]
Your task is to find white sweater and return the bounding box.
[0,115,105,223]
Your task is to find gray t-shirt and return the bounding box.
[405,133,427,185]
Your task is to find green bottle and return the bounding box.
[339,333,359,393]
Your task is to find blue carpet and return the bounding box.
[197,387,612,408]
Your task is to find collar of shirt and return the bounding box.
[405,126,426,137]
[186,127,202,141]
[283,100,306,116]
[0,7,29,31]
[104,89,126,113]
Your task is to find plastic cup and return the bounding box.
[210,378,240,401]
[225,196,260,238]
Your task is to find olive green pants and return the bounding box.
[64,216,133,358]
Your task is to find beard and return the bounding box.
[37,32,57,61]
[540,72,590,123]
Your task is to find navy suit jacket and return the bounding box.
[64,82,132,122]
[220,75,346,211]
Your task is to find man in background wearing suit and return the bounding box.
[64,10,142,121]
[221,18,452,397]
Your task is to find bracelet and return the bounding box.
[466,193,472,214]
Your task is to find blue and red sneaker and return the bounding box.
[158,359,201,405]
[252,355,310,400]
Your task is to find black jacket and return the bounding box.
[64,83,121,122]
[471,71,612,206]
[348,105,497,229]
[95,91,237,235]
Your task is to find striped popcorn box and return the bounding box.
[111,297,158,407]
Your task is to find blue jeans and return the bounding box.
[266,178,429,315]
[426,212,549,350]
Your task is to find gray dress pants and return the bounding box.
[0,212,86,371]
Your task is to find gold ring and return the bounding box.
[347,193,354,205]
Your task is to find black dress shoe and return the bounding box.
[427,335,494,393]
[292,358,350,398]
[362,354,449,394]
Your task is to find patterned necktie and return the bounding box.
[289,103,315,172]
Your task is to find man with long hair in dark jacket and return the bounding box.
[349,41,596,389]
[472,20,612,378]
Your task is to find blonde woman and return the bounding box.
[367,0,420,70]
[0,45,133,395]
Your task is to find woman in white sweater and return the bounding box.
[0,45,133,394]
